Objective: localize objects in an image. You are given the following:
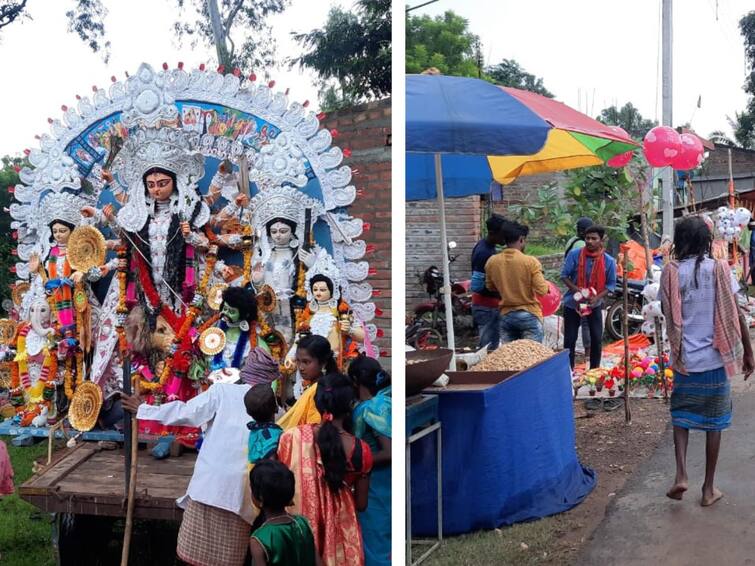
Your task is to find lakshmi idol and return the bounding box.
[247,186,322,344]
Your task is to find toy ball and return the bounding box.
[735,207,752,226]
[646,367,656,375]
[631,367,644,378]
[651,364,659,372]
[642,283,659,301]
[642,304,652,320]
[643,126,682,167]
[664,369,673,378]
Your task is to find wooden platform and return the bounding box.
[19,442,196,521]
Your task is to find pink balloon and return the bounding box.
[537,280,562,317]
[606,125,634,167]
[670,133,704,170]
[607,151,633,168]
[643,126,681,167]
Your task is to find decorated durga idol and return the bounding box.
[3,61,380,434]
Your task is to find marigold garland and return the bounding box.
[63,357,75,399]
[157,249,218,387]
[242,224,253,286]
[115,246,129,355]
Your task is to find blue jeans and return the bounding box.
[500,310,544,343]
[472,305,501,351]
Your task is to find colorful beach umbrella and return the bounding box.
[406,74,639,199]
[406,74,639,365]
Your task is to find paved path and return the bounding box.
[579,380,755,566]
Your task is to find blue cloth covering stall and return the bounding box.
[410,351,595,536]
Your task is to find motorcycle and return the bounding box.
[411,242,475,345]
[604,277,646,341]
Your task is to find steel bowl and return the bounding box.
[406,348,453,396]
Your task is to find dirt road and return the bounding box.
[579,379,755,566]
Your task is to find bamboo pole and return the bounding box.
[121,379,139,566]
[729,149,740,270]
[622,252,632,424]
[638,179,669,401]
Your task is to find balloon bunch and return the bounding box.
[715,206,752,242]
[642,126,705,171]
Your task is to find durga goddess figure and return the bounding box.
[87,126,211,393]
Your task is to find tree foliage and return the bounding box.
[509,160,645,244]
[292,0,390,111]
[65,0,111,64]
[597,102,657,140]
[406,10,480,76]
[733,11,755,149]
[1,0,288,70]
[173,0,289,70]
[0,0,28,31]
[485,59,553,97]
[0,157,24,309]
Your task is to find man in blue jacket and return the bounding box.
[471,214,508,350]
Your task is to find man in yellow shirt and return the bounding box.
[485,221,549,343]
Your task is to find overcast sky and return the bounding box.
[411,0,752,140]
[0,0,346,156]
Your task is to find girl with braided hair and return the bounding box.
[661,215,754,506]
[277,372,372,566]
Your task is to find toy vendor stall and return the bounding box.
[409,342,595,536]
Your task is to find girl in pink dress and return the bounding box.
[0,440,14,496]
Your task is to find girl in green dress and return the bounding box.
[249,460,322,566]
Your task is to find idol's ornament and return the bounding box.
[5,62,379,435]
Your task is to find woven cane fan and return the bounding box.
[67,226,106,272]
[68,381,103,432]
[256,284,277,314]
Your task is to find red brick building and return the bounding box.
[323,98,392,360]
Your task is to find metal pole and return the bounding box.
[406,440,411,565]
[661,0,674,239]
[434,153,456,370]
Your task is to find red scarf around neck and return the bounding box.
[577,246,607,293]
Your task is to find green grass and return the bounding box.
[0,437,55,566]
[414,516,567,566]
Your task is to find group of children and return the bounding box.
[243,335,392,566]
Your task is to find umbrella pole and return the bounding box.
[435,153,456,370]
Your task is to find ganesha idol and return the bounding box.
[10,299,59,426]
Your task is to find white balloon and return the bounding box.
[641,321,656,336]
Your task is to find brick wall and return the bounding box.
[405,172,563,310]
[701,145,755,177]
[322,99,392,358]
[406,196,481,308]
